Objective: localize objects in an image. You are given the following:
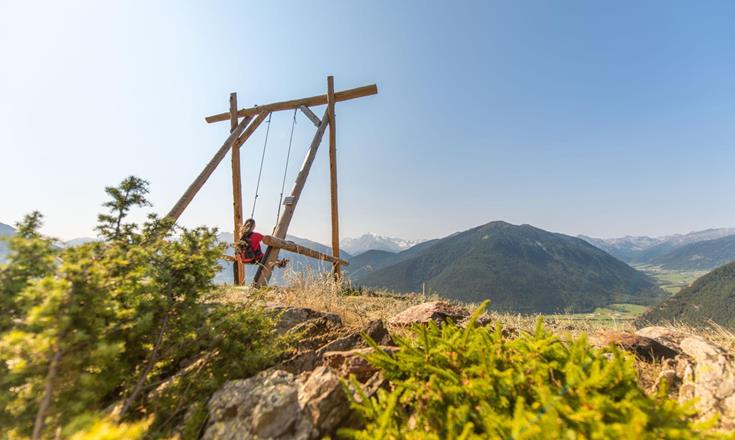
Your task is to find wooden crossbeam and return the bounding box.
[262,235,349,266]
[205,84,377,123]
[253,108,330,287]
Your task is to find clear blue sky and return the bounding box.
[2,1,735,243]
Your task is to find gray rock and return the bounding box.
[323,346,399,382]
[203,367,351,440]
[389,301,469,326]
[267,304,342,335]
[278,320,392,375]
[636,327,735,429]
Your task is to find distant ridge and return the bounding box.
[355,221,665,313]
[645,235,735,271]
[580,227,735,269]
[341,233,425,255]
[639,261,735,330]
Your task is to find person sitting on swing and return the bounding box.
[237,219,287,268]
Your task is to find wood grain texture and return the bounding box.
[166,115,253,221]
[327,76,341,278]
[229,92,245,285]
[262,235,349,265]
[205,84,377,123]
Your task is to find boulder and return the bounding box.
[595,330,680,361]
[323,346,399,382]
[278,320,392,375]
[679,336,735,428]
[266,304,342,335]
[634,326,735,429]
[203,367,350,440]
[635,326,688,353]
[389,301,469,326]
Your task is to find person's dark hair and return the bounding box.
[241,218,256,239]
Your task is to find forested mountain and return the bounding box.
[639,261,735,330]
[355,221,665,313]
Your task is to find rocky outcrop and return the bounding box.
[323,346,399,382]
[631,327,735,429]
[594,330,680,362]
[278,319,393,375]
[266,304,342,335]
[388,301,468,326]
[203,367,349,440]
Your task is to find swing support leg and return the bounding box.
[327,76,341,279]
[253,108,330,287]
[229,92,245,285]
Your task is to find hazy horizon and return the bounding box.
[3,1,735,243]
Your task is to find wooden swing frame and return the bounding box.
[165,77,377,286]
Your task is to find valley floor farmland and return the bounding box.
[635,264,709,294]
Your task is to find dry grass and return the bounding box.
[213,271,734,352]
[214,271,440,327]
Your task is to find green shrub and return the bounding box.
[342,303,725,439]
[0,177,282,439]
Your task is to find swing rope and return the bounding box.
[250,112,272,218]
[275,109,297,222]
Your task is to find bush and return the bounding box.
[0,177,282,439]
[343,304,724,439]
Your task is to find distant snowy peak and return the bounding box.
[340,233,425,255]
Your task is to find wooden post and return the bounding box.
[327,76,341,278]
[230,92,245,285]
[253,108,330,287]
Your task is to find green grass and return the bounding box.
[634,264,709,295]
[544,303,648,325]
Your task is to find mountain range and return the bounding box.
[340,233,425,255]
[350,221,666,313]
[5,219,735,315]
[580,228,735,270]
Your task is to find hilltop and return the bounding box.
[639,261,735,330]
[353,221,665,313]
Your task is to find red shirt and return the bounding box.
[249,232,264,254]
[240,232,265,263]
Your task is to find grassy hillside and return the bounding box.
[639,261,735,330]
[357,221,665,313]
[648,235,735,271]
